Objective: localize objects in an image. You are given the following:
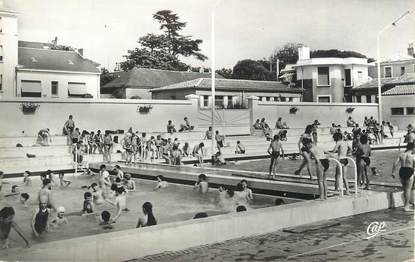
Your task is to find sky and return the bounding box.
[5,0,415,71]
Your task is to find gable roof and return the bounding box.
[353,73,415,90]
[102,67,224,90]
[150,78,302,93]
[18,47,100,74]
[383,85,415,96]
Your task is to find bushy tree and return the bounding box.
[120,10,207,71]
[100,68,116,86]
[232,59,273,81]
[310,49,367,58]
[216,68,232,78]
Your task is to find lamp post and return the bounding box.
[211,0,222,159]
[376,10,411,125]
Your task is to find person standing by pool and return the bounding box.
[136,202,157,228]
[192,143,205,167]
[0,207,30,249]
[356,135,371,190]
[63,115,75,145]
[311,120,320,144]
[391,142,415,212]
[267,135,284,179]
[404,124,415,144]
[330,132,351,195]
[303,138,329,200]
[294,125,314,180]
[103,131,113,163]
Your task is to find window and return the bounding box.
[318,96,331,103]
[0,75,2,91]
[215,95,224,108]
[288,97,293,102]
[203,95,209,107]
[407,107,415,115]
[51,81,58,96]
[356,96,361,103]
[317,67,330,86]
[21,80,41,97]
[68,82,86,97]
[366,95,371,103]
[170,95,176,100]
[0,45,3,62]
[344,69,352,86]
[266,97,270,101]
[400,66,405,76]
[391,107,404,115]
[384,66,392,78]
[280,96,286,102]
[227,96,233,108]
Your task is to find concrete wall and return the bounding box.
[0,97,198,136]
[369,61,415,78]
[252,99,379,128]
[16,70,100,98]
[125,87,152,99]
[382,94,415,129]
[0,190,406,261]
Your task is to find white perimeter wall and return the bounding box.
[382,95,415,129]
[0,96,380,136]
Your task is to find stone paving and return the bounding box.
[133,209,414,262]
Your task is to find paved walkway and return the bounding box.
[133,209,414,262]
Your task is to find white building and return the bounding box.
[0,3,100,99]
[294,47,372,103]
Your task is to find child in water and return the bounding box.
[0,207,31,249]
[31,199,51,237]
[23,171,32,186]
[194,174,208,193]
[49,206,68,228]
[20,193,30,207]
[82,192,94,215]
[123,174,136,191]
[99,211,113,230]
[59,173,72,187]
[89,183,105,205]
[155,175,168,190]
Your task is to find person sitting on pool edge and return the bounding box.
[194,174,208,194]
[0,207,31,249]
[137,202,157,228]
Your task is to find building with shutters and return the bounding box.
[0,3,101,99]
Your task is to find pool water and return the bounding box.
[0,174,287,248]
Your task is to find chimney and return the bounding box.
[77,48,84,57]
[408,43,414,57]
[298,46,310,60]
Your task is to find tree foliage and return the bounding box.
[231,59,274,81]
[120,10,206,71]
[216,68,233,79]
[100,68,116,87]
[310,49,367,58]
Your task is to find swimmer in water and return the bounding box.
[38,178,56,211]
[0,207,31,249]
[89,183,105,205]
[31,198,51,237]
[154,175,167,190]
[58,173,72,187]
[49,206,68,228]
[123,173,136,191]
[391,142,415,212]
[194,174,208,194]
[136,202,157,228]
[107,186,129,223]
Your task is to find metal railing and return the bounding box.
[345,156,358,198]
[328,158,343,198]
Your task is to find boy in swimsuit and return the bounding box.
[23,171,32,186]
[99,211,113,230]
[31,198,51,237]
[356,135,371,190]
[155,175,168,190]
[82,192,94,215]
[107,186,129,223]
[89,183,105,205]
[38,178,55,210]
[330,133,351,195]
[267,135,284,179]
[235,141,246,154]
[20,193,30,207]
[303,138,329,200]
[194,174,208,194]
[192,143,205,167]
[391,142,415,212]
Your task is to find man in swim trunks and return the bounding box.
[267,135,284,179]
[404,124,415,144]
[391,142,415,212]
[303,138,329,200]
[330,132,351,195]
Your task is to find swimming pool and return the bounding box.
[0,174,298,247]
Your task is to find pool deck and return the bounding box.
[134,208,414,262]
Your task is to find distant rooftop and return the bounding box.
[383,85,415,96]
[353,73,415,90]
[151,78,302,93]
[18,41,54,49]
[102,67,224,90]
[18,47,100,73]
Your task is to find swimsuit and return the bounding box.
[399,167,414,180]
[34,209,49,234]
[362,157,371,166]
[339,158,348,166]
[271,151,280,158]
[319,159,330,171]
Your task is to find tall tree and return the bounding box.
[232,59,273,81]
[120,10,207,71]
